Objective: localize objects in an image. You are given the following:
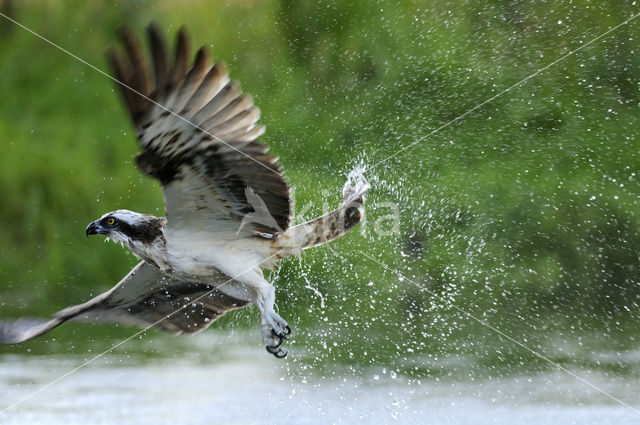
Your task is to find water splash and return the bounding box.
[297,257,326,309]
[342,163,371,202]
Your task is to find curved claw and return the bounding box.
[271,326,292,340]
[266,345,287,358]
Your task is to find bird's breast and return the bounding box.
[164,234,278,280]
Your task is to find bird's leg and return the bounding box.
[254,281,291,357]
[259,284,290,337]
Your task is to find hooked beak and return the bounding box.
[85,221,105,238]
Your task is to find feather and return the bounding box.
[107,23,292,237]
[0,262,249,343]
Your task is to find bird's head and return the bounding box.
[85,210,165,245]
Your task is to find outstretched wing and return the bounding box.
[0,262,249,344]
[106,24,291,238]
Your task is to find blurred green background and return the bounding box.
[1,0,639,378]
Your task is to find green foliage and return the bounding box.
[1,0,640,375]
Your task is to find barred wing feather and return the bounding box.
[0,262,249,343]
[107,24,291,238]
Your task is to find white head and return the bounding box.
[85,209,165,245]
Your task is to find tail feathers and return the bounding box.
[278,174,369,256]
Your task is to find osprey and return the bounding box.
[0,24,368,358]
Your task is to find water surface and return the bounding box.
[2,334,639,424]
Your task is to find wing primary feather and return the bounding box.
[172,26,190,87]
[192,78,239,125]
[222,124,266,143]
[0,318,64,344]
[169,47,210,113]
[106,47,142,124]
[118,25,151,97]
[147,23,170,93]
[205,94,254,130]
[183,62,229,116]
[212,107,261,139]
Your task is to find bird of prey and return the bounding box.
[0,24,368,357]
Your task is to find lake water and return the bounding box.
[1,333,640,425]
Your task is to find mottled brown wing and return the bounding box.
[0,262,249,343]
[106,23,291,237]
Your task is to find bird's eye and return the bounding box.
[107,218,115,225]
